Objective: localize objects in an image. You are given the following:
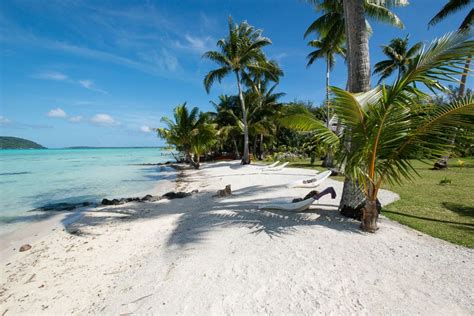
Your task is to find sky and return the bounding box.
[0,0,471,148]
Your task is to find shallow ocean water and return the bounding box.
[0,148,174,233]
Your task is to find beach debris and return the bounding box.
[19,244,32,252]
[433,157,448,170]
[24,273,36,284]
[215,185,232,197]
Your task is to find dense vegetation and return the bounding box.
[0,136,45,149]
[157,0,473,237]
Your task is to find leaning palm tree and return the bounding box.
[157,103,216,169]
[282,32,474,232]
[373,36,422,82]
[429,0,473,97]
[203,17,279,164]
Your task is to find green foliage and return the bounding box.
[203,16,279,94]
[304,0,407,43]
[203,16,282,163]
[282,32,474,203]
[373,35,422,83]
[0,136,45,149]
[439,177,452,185]
[157,103,216,168]
[428,0,473,30]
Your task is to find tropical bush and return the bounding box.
[282,32,474,232]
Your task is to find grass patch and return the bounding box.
[382,158,474,248]
[272,157,474,248]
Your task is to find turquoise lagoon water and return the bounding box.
[0,148,174,233]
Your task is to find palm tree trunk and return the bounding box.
[361,199,379,233]
[459,55,471,97]
[235,71,250,164]
[258,134,264,160]
[340,0,372,223]
[326,58,330,129]
[323,58,334,168]
[433,57,470,169]
[232,137,240,160]
[253,135,258,160]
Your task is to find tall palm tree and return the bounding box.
[305,0,407,42]
[157,103,216,169]
[203,17,278,164]
[307,35,346,128]
[429,0,473,97]
[306,35,346,167]
[373,36,422,82]
[429,0,473,169]
[282,32,474,232]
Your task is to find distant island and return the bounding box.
[0,136,45,149]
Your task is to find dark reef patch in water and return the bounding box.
[0,171,31,176]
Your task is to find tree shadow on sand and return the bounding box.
[58,182,362,248]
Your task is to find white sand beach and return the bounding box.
[1,161,473,315]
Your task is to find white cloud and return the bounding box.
[34,71,68,81]
[69,115,82,122]
[175,34,214,54]
[140,125,153,133]
[48,108,67,118]
[78,80,107,94]
[91,114,119,126]
[137,49,180,72]
[0,116,11,125]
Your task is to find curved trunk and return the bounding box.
[232,137,241,160]
[189,153,200,169]
[340,0,371,220]
[236,71,250,164]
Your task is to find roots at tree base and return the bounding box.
[339,178,381,221]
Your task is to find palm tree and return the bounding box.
[306,35,346,167]
[373,36,422,82]
[246,79,285,159]
[305,0,407,42]
[429,0,473,31]
[282,32,474,232]
[203,17,278,164]
[211,95,242,159]
[429,0,473,97]
[157,103,216,169]
[429,0,473,168]
[307,35,346,128]
[305,0,409,215]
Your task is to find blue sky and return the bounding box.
[0,0,470,148]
